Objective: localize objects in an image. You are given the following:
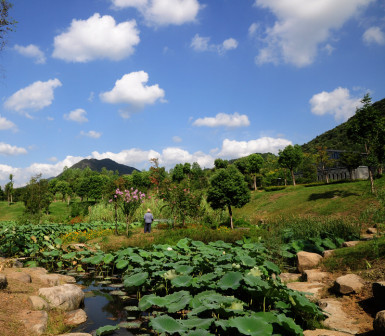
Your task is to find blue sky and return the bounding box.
[0,0,384,187]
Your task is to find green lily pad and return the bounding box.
[228,316,273,336]
[149,315,187,334]
[217,271,243,290]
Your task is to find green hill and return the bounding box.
[69,158,139,175]
[301,97,385,152]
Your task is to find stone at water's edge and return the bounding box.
[38,273,76,286]
[333,274,365,295]
[0,273,7,289]
[296,251,323,273]
[373,310,385,335]
[38,284,85,311]
[64,309,87,326]
[322,249,335,258]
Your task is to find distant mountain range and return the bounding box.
[301,97,385,153]
[69,158,140,175]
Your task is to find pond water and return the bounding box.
[70,274,151,335]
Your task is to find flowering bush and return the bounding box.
[110,188,146,236]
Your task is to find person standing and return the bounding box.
[144,208,153,233]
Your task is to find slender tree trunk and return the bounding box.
[114,202,118,235]
[228,205,233,229]
[290,169,296,186]
[369,167,375,194]
[253,175,257,191]
[349,169,353,180]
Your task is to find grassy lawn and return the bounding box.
[0,201,70,221]
[234,179,379,223]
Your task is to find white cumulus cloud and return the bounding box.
[254,0,374,67]
[190,34,238,54]
[310,87,363,121]
[64,108,88,123]
[52,13,140,62]
[14,44,46,64]
[193,112,250,128]
[112,0,201,27]
[100,71,165,113]
[0,142,27,156]
[4,79,62,115]
[0,115,17,131]
[218,137,292,159]
[363,26,385,45]
[80,130,102,138]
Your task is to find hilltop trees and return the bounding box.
[278,145,303,186]
[315,146,334,183]
[0,0,16,52]
[207,165,250,229]
[346,94,385,193]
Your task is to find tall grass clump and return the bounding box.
[265,216,361,242]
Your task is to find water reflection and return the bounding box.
[72,279,138,335]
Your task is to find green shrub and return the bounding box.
[264,186,286,192]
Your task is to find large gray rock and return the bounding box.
[7,271,31,283]
[29,295,50,310]
[279,272,301,283]
[334,274,365,295]
[0,273,7,289]
[286,282,324,301]
[65,309,87,325]
[19,310,48,335]
[319,299,360,334]
[38,284,84,311]
[373,310,385,335]
[303,269,330,283]
[297,251,323,273]
[38,273,76,286]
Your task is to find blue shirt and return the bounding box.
[144,212,153,224]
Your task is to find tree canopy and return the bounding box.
[278,145,303,186]
[207,165,250,229]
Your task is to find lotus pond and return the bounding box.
[1,222,325,335]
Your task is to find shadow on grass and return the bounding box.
[308,190,359,201]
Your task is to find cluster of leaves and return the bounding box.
[0,221,118,257]
[118,239,324,335]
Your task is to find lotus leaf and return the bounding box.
[149,315,187,334]
[139,294,168,310]
[90,254,105,265]
[217,271,243,290]
[174,264,194,275]
[118,321,141,329]
[276,313,303,335]
[171,275,193,287]
[95,324,120,336]
[239,256,257,267]
[228,316,273,335]
[123,272,148,287]
[180,318,214,330]
[116,259,129,269]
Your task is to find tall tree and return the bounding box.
[22,174,52,217]
[346,94,385,193]
[278,145,303,186]
[207,165,250,229]
[247,154,264,191]
[315,146,334,183]
[5,173,14,204]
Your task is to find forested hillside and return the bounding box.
[302,97,385,153]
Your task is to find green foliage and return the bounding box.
[264,186,286,192]
[207,165,250,228]
[278,145,303,186]
[22,174,53,219]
